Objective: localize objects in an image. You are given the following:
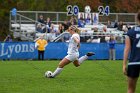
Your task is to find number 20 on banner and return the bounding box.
[98,6,110,16]
[67,5,79,16]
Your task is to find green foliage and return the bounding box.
[0,60,140,93]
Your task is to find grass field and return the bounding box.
[0,60,140,93]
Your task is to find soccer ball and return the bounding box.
[85,5,91,13]
[45,71,53,78]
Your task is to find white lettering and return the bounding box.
[0,43,8,56]
[15,44,21,53]
[8,45,15,57]
[29,44,35,52]
[22,44,29,52]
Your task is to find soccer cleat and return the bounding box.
[86,52,95,56]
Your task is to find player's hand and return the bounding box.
[123,65,127,76]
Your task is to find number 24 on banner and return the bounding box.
[98,6,110,16]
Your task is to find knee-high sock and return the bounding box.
[78,55,88,64]
[52,67,63,77]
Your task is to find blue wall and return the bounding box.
[0,42,124,60]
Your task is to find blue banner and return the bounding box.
[0,42,124,60]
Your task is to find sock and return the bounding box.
[52,67,63,77]
[78,55,88,64]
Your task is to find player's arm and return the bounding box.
[73,36,80,44]
[44,40,48,47]
[73,36,80,49]
[123,36,131,75]
[35,42,39,49]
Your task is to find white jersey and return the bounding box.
[67,33,80,55]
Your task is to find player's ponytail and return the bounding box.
[75,28,80,34]
[70,25,80,34]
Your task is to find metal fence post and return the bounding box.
[56,13,59,24]
[116,14,118,22]
[135,14,137,25]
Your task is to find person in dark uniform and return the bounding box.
[123,11,140,93]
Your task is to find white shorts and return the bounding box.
[65,54,79,62]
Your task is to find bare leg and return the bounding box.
[109,49,112,60]
[127,77,138,93]
[112,49,116,60]
[58,58,71,68]
[73,60,80,67]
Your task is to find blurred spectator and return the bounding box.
[35,35,48,60]
[107,20,112,28]
[108,35,116,60]
[117,21,123,31]
[91,27,100,43]
[46,17,51,27]
[62,20,69,30]
[45,17,52,33]
[126,24,132,30]
[36,23,45,33]
[58,24,65,33]
[50,24,59,34]
[85,13,92,25]
[93,13,98,24]
[78,13,85,27]
[114,20,118,28]
[70,16,77,25]
[38,15,45,24]
[4,35,12,42]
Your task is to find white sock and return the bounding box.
[52,67,63,77]
[78,55,88,64]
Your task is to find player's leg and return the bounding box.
[51,58,71,78]
[73,60,80,67]
[38,50,41,60]
[78,52,95,64]
[127,65,139,93]
[40,51,43,60]
[42,51,44,60]
[109,49,112,60]
[112,49,116,60]
[127,77,138,93]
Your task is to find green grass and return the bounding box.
[0,60,140,93]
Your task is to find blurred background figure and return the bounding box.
[109,35,116,60]
[45,17,52,33]
[107,20,112,28]
[78,13,85,27]
[35,35,48,60]
[85,13,92,25]
[38,15,45,24]
[36,23,44,33]
[70,16,77,25]
[93,13,98,24]
[117,21,123,31]
[4,35,12,42]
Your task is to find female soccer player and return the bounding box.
[47,25,94,78]
[123,11,140,93]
